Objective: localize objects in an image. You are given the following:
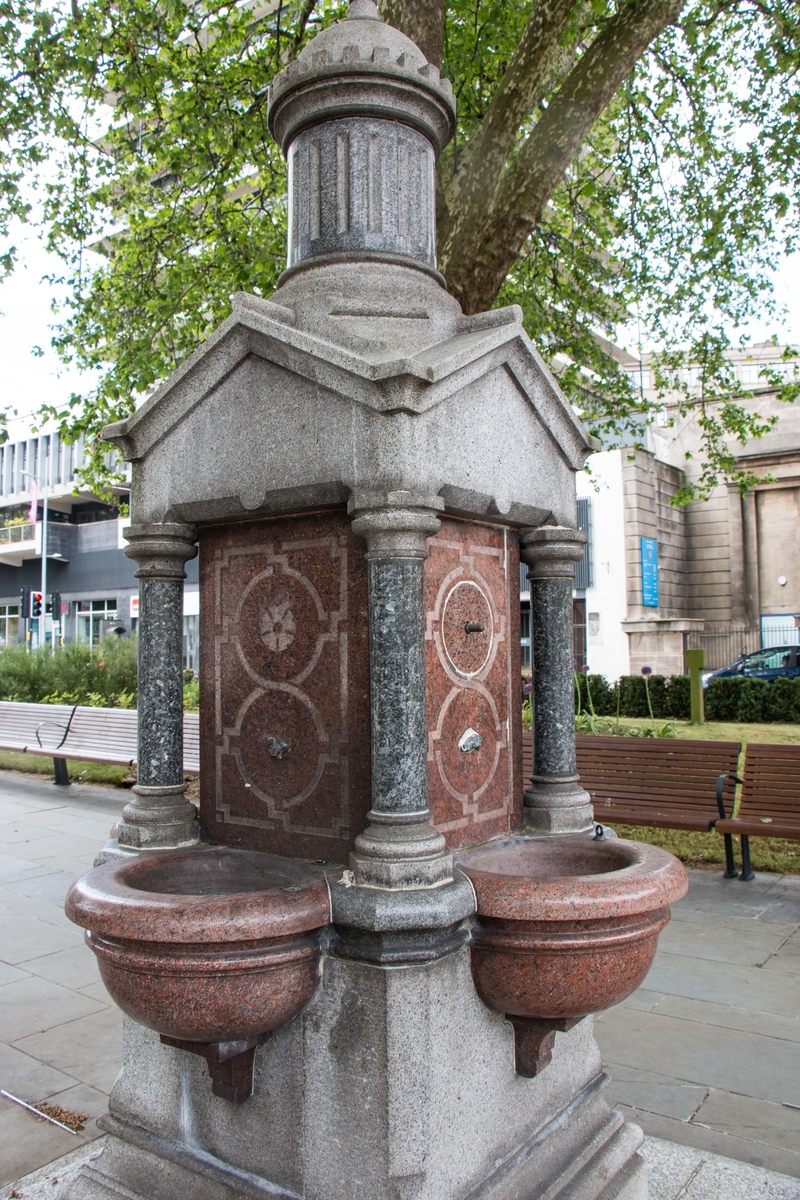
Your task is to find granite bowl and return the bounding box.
[66,848,331,1044]
[456,834,687,1074]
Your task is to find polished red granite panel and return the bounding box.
[199,512,371,862]
[424,519,522,848]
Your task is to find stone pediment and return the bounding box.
[104,290,593,474]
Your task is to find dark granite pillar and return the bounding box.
[520,526,594,834]
[117,523,200,849]
[348,491,453,888]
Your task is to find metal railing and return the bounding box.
[0,523,35,546]
[683,626,800,671]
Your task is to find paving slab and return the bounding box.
[0,914,84,965]
[637,949,800,1015]
[693,1089,800,1155]
[12,1007,124,1094]
[637,992,800,1044]
[656,916,794,965]
[0,856,57,887]
[596,1005,800,1106]
[21,945,102,991]
[642,1135,800,1200]
[0,1099,100,1189]
[0,975,107,1044]
[0,1041,80,1101]
[603,1065,708,1121]
[762,929,800,975]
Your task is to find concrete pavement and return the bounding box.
[0,767,798,1193]
[0,770,124,1187]
[595,867,800,1178]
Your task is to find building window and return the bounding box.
[76,599,118,647]
[573,599,587,670]
[0,604,19,646]
[521,604,531,671]
[575,498,592,589]
[627,369,651,391]
[183,614,199,673]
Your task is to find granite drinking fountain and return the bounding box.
[62,4,686,1197]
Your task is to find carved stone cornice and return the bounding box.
[124,523,199,580]
[348,491,443,559]
[520,525,587,581]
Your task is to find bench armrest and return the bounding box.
[35,705,78,751]
[715,772,742,822]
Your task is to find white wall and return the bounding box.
[577,450,629,680]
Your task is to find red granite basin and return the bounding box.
[66,848,331,1044]
[456,835,687,1074]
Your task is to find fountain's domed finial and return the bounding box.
[268,0,455,277]
[346,0,380,18]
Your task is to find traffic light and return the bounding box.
[19,586,31,620]
[30,592,42,618]
[48,592,62,622]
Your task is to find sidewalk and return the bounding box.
[0,771,125,1187]
[1,767,799,1192]
[595,865,800,1178]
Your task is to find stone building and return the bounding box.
[564,343,800,678]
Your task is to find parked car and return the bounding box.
[702,645,800,687]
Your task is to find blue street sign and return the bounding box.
[641,537,659,607]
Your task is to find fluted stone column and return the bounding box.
[117,524,200,849]
[521,526,594,834]
[347,491,454,888]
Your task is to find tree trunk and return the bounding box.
[378,0,445,67]
[441,0,685,313]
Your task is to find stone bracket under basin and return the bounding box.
[160,1032,272,1103]
[507,1016,581,1076]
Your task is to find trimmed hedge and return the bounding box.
[576,673,691,720]
[0,640,138,707]
[574,671,800,723]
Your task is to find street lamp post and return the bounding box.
[23,443,50,651]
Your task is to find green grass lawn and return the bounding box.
[0,749,133,787]
[610,716,800,743]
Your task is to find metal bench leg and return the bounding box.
[52,757,71,787]
[739,835,754,882]
[722,833,738,879]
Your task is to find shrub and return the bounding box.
[616,675,668,718]
[665,674,691,720]
[762,676,800,723]
[704,676,771,722]
[0,638,138,707]
[575,672,615,715]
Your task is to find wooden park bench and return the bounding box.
[0,700,200,785]
[715,742,800,880]
[522,734,742,872]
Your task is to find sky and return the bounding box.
[1,224,799,436]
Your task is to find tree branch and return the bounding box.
[443,0,686,312]
[439,0,581,254]
[378,0,445,67]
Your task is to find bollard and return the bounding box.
[686,647,705,724]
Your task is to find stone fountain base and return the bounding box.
[61,944,646,1200]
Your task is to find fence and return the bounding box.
[684,625,800,671]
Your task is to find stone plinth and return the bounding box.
[62,948,646,1200]
[624,618,704,677]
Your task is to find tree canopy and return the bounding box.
[1,0,799,499]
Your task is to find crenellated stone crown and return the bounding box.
[268,0,456,275]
